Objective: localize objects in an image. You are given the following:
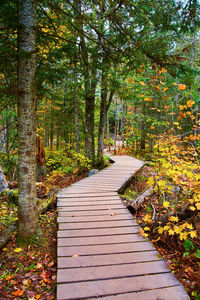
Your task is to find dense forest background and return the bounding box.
[0,0,200,251]
[0,0,200,298]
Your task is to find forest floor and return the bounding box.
[120,165,200,300]
[0,172,87,300]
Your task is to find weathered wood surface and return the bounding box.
[57,155,189,300]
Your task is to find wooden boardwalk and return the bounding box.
[57,156,189,300]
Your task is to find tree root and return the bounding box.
[0,191,57,250]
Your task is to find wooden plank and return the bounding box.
[58,234,143,246]
[57,226,139,238]
[58,208,128,216]
[101,286,190,300]
[59,219,137,230]
[57,205,126,211]
[58,250,160,268]
[57,273,181,299]
[57,192,118,198]
[57,261,170,283]
[58,214,133,223]
[57,196,120,202]
[57,200,122,206]
[58,241,153,256]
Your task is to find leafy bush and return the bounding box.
[104,138,114,146]
[46,148,91,175]
[0,152,17,180]
[142,134,200,243]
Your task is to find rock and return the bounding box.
[88,169,99,176]
[0,166,8,192]
[8,189,18,205]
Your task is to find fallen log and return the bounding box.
[124,186,154,212]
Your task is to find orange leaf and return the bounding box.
[139,81,146,86]
[5,275,12,280]
[144,97,152,102]
[178,84,186,90]
[129,78,135,84]
[163,88,168,92]
[12,290,25,296]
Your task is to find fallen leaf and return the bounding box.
[72,254,79,258]
[5,275,12,280]
[14,248,23,253]
[12,290,25,296]
[37,263,43,269]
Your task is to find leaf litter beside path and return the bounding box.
[0,208,57,299]
[120,166,200,300]
[0,171,88,299]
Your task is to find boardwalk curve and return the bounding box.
[57,155,189,300]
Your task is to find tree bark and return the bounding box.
[140,101,146,150]
[74,61,80,153]
[17,0,38,239]
[97,62,108,164]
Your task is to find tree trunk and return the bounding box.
[140,101,146,150]
[85,94,95,163]
[97,64,108,164]
[17,0,38,240]
[74,62,80,152]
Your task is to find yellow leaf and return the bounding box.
[164,225,171,231]
[14,248,23,253]
[168,229,175,235]
[179,232,188,240]
[189,206,196,211]
[186,223,193,230]
[178,84,186,90]
[163,201,170,208]
[2,248,7,251]
[195,203,200,210]
[174,122,179,126]
[163,88,168,92]
[189,231,197,238]
[158,227,164,234]
[144,226,151,231]
[169,216,179,222]
[174,226,182,234]
[143,214,152,222]
[180,105,185,110]
[139,81,146,86]
[186,100,195,107]
[147,177,154,186]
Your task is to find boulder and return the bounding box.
[0,166,8,192]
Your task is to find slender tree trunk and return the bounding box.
[140,101,146,150]
[85,93,95,162]
[17,0,38,240]
[50,98,53,152]
[97,65,108,164]
[74,62,80,152]
[6,110,10,158]
[114,99,117,154]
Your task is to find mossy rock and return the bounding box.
[8,189,18,205]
